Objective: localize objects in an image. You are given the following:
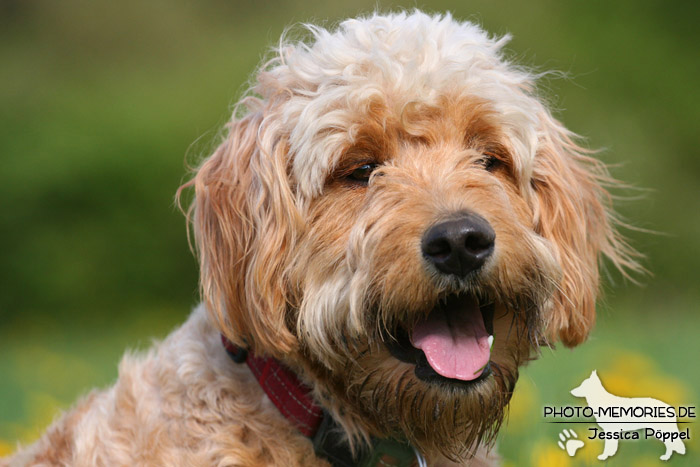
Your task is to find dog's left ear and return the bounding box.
[531,109,635,347]
[183,105,301,358]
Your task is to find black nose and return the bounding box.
[421,213,495,278]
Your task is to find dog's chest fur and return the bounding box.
[6,307,322,466]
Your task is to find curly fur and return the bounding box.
[4,10,638,466]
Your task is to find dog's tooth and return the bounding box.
[488,335,494,349]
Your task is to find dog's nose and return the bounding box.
[421,213,495,277]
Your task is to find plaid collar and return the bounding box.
[221,335,423,467]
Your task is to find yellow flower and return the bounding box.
[0,439,14,457]
[531,440,572,467]
[600,351,690,405]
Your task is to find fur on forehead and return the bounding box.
[254,11,542,199]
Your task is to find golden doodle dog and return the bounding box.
[5,11,638,467]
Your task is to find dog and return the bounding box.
[571,370,686,461]
[3,11,638,466]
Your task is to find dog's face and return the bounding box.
[186,12,635,461]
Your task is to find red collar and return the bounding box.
[221,335,422,467]
[220,335,323,437]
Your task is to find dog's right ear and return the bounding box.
[184,109,299,357]
[532,109,640,348]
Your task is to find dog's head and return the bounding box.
[183,11,637,461]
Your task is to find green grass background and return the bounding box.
[1,1,699,465]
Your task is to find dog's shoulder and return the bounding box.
[4,306,322,466]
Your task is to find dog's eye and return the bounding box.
[481,153,503,172]
[347,163,378,183]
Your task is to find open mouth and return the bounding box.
[385,294,495,386]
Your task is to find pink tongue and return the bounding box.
[411,297,491,381]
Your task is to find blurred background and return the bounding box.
[1,0,698,465]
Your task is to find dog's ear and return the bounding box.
[187,108,299,357]
[532,110,636,347]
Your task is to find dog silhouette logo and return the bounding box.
[570,370,686,461]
